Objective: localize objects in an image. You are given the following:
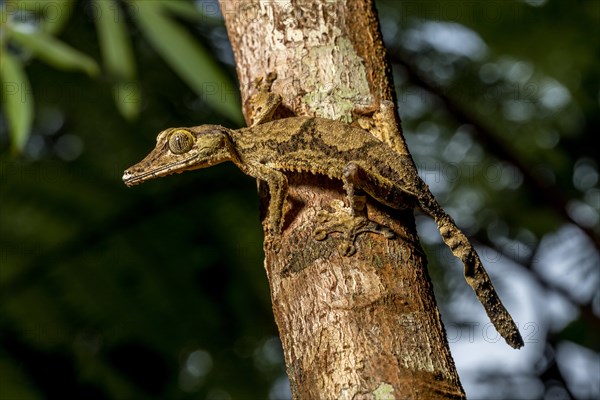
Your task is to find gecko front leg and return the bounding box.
[313,162,397,256]
[248,72,282,126]
[250,164,288,251]
[245,72,287,251]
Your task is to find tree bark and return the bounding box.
[219,1,466,398]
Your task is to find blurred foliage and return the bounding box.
[1,0,241,153]
[0,0,599,399]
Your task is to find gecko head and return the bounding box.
[123,125,232,187]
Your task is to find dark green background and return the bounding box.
[1,1,598,399]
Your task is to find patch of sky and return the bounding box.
[443,128,473,164]
[539,78,572,111]
[521,0,548,7]
[402,20,487,61]
[399,87,434,119]
[573,158,599,192]
[502,100,535,122]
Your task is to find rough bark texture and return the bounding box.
[219,1,466,398]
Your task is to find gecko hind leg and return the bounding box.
[313,163,395,256]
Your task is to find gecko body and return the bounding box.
[123,82,524,349]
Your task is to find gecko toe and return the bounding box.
[313,203,396,256]
[313,228,328,241]
[378,226,396,239]
[339,242,357,257]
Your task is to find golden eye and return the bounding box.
[168,129,194,154]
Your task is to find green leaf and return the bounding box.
[3,0,45,13]
[94,0,135,79]
[8,26,99,77]
[40,1,76,36]
[0,52,34,152]
[3,1,75,35]
[131,1,242,123]
[161,0,222,25]
[94,0,140,119]
[113,82,142,121]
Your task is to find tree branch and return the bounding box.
[219,0,465,398]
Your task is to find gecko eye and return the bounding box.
[168,129,195,154]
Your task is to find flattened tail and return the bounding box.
[419,194,524,349]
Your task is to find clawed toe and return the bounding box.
[312,200,395,256]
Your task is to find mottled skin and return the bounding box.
[123,117,423,242]
[122,82,524,349]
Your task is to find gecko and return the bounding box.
[122,75,524,349]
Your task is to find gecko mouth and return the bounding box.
[122,170,151,187]
[122,157,196,187]
[122,169,161,187]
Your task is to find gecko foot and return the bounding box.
[264,234,282,253]
[313,200,395,256]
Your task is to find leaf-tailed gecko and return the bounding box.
[123,74,524,349]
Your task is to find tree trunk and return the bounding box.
[219,0,466,398]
